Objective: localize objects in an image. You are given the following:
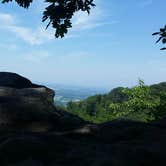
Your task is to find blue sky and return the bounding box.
[0,0,166,89]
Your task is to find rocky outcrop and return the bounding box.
[0,72,40,89]
[0,72,86,132]
[0,72,63,132]
[0,72,166,166]
[0,119,165,166]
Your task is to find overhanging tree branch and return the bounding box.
[2,0,95,38]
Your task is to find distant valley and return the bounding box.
[45,83,107,106]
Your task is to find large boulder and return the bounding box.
[0,72,63,132]
[0,72,38,89]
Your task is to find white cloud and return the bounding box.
[6,25,54,45]
[0,12,53,45]
[72,4,113,31]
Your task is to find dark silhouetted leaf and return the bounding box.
[152,32,160,36]
[160,47,166,50]
[153,25,166,50]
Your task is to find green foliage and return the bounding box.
[153,25,166,50]
[2,0,95,38]
[65,80,166,123]
[109,79,160,122]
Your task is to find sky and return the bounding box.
[0,0,166,90]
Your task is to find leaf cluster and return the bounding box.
[153,25,166,50]
[109,80,160,121]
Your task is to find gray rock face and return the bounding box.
[0,72,61,132]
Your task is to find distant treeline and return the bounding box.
[60,81,166,123]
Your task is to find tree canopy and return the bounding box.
[2,0,95,38]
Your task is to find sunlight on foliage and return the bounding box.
[65,80,166,123]
[109,79,160,122]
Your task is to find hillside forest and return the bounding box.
[58,80,166,123]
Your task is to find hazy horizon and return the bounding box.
[34,78,165,92]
